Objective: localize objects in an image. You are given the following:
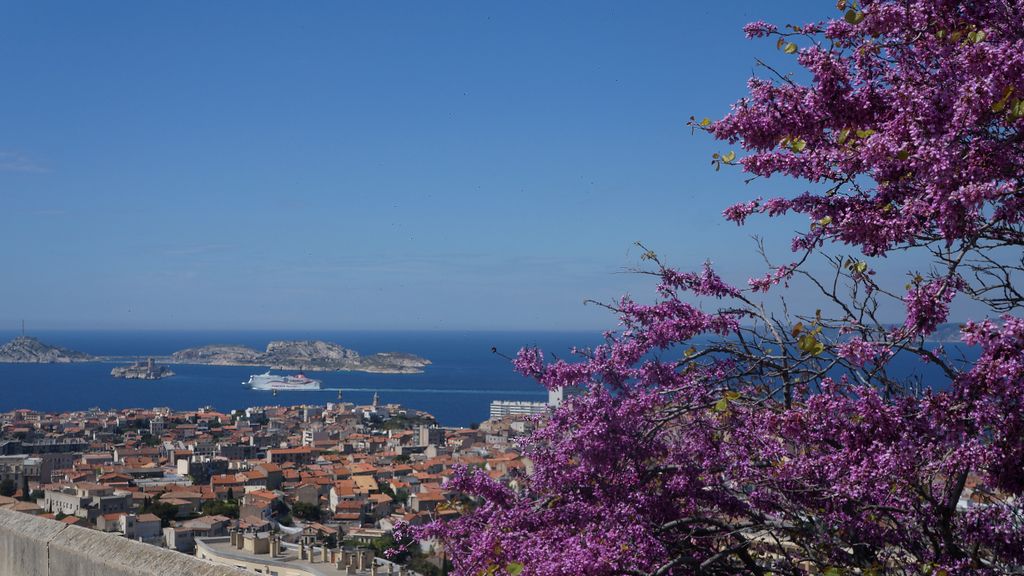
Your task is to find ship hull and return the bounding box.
[243,371,321,391]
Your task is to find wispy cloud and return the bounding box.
[0,151,48,173]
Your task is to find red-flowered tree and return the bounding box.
[395,1,1024,574]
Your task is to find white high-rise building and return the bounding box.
[488,400,548,420]
[548,387,565,407]
[489,386,584,420]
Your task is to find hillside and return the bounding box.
[0,336,94,363]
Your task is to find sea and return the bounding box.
[0,330,978,427]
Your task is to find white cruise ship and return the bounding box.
[243,371,321,391]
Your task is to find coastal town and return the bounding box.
[0,391,562,576]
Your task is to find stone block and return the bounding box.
[0,508,67,576]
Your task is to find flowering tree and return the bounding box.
[398,1,1024,574]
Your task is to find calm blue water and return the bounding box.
[0,330,978,426]
[0,331,603,427]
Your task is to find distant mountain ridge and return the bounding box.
[0,336,93,363]
[171,339,431,374]
[927,323,970,343]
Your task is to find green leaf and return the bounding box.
[1010,99,1024,120]
[700,117,711,127]
[724,390,741,401]
[507,563,524,576]
[823,567,844,576]
[853,261,868,274]
[896,149,910,160]
[714,398,730,413]
[721,151,736,163]
[992,87,1013,112]
[798,334,825,356]
[818,215,833,226]
[783,42,798,54]
[791,138,807,152]
[836,128,850,144]
[855,129,876,139]
[844,10,865,24]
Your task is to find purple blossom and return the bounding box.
[903,276,961,336]
[512,346,544,378]
[836,338,892,367]
[743,21,777,38]
[747,263,796,292]
[410,2,1024,574]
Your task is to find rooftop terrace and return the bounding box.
[196,534,416,576]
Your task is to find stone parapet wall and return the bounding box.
[0,508,249,576]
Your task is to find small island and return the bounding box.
[0,336,93,363]
[171,340,431,374]
[111,358,175,380]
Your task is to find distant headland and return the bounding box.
[0,336,430,375]
[0,336,94,363]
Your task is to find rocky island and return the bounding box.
[111,358,175,380]
[171,340,431,374]
[0,336,93,363]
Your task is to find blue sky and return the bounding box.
[0,2,965,330]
